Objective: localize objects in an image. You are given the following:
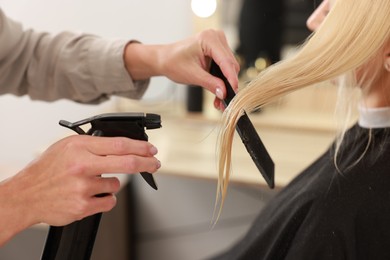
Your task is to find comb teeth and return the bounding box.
[236,112,275,188]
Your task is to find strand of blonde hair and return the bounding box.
[215,0,390,218]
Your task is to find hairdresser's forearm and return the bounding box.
[0,177,36,246]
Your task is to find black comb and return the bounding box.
[210,60,275,188]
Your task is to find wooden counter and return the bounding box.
[0,101,346,189]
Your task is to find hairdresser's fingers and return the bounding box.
[197,30,239,95]
[193,59,239,102]
[188,64,227,100]
[90,155,161,175]
[83,136,158,157]
[212,58,240,93]
[87,194,118,216]
[214,97,227,111]
[90,176,121,197]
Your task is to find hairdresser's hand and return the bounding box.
[124,29,240,110]
[0,135,159,244]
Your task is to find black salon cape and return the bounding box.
[211,124,390,260]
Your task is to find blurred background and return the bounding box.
[0,0,344,259]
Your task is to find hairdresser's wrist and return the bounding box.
[123,42,165,81]
[0,175,37,246]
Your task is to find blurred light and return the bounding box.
[255,57,268,71]
[191,0,217,18]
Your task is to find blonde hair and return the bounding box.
[216,0,390,216]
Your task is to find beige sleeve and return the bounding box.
[0,9,149,103]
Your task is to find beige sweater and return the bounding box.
[0,9,149,103]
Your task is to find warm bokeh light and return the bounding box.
[191,0,217,18]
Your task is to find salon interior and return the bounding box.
[0,0,352,259]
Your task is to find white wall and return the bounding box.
[0,0,193,168]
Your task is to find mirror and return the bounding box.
[219,0,313,80]
[222,0,338,115]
